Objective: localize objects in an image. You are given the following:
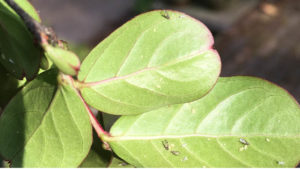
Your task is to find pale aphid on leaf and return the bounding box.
[239,138,249,145]
[171,150,180,156]
[161,10,170,19]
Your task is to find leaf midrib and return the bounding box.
[82,49,214,87]
[106,134,300,142]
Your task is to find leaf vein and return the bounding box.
[216,138,251,167]
[61,88,85,155]
[90,88,149,109]
[179,138,211,167]
[147,30,190,67]
[162,105,185,134]
[149,140,175,167]
[115,20,168,76]
[195,87,268,133]
[50,106,64,167]
[118,142,144,167]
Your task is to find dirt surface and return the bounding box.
[215,0,300,102]
[30,0,135,44]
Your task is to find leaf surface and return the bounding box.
[0,70,92,167]
[0,64,19,108]
[107,77,300,167]
[108,157,135,168]
[79,130,111,168]
[78,10,221,115]
[0,0,42,80]
[0,0,41,22]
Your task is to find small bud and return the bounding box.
[43,44,80,76]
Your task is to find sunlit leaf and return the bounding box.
[78,10,221,115]
[107,76,300,167]
[0,70,92,167]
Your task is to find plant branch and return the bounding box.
[4,0,59,46]
[79,92,112,150]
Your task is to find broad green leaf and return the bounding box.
[0,63,19,108]
[0,0,43,80]
[0,0,41,22]
[0,70,92,167]
[107,76,300,167]
[108,157,135,168]
[79,130,111,168]
[43,44,80,76]
[78,10,221,115]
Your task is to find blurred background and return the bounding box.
[29,0,300,102]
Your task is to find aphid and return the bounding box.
[170,143,175,149]
[162,140,169,150]
[181,156,188,161]
[239,138,249,145]
[277,161,285,165]
[1,53,5,59]
[239,145,248,152]
[118,162,128,166]
[171,150,180,156]
[161,10,170,19]
[266,138,270,142]
[8,58,14,64]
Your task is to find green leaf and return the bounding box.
[79,130,111,168]
[0,0,41,22]
[78,10,221,115]
[108,157,135,168]
[0,70,92,167]
[0,0,43,80]
[43,44,81,76]
[107,76,300,167]
[0,64,19,108]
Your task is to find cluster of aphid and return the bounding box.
[162,140,181,156]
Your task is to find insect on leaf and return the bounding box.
[106,77,300,167]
